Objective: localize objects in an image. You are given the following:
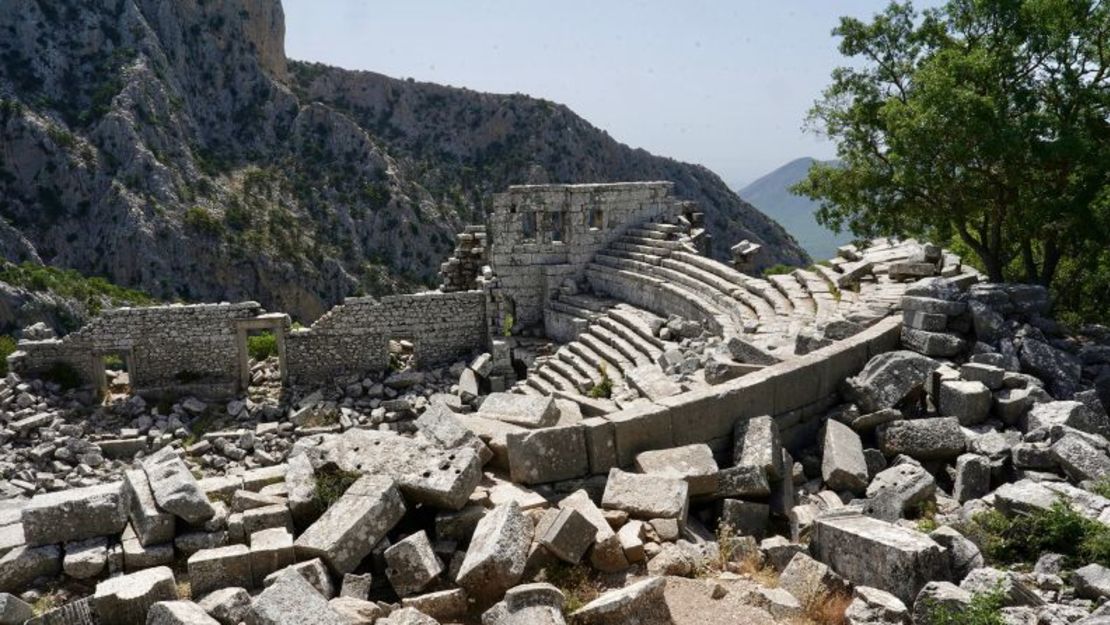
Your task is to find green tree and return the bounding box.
[795,0,1110,318]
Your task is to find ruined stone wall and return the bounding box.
[488,182,682,329]
[286,290,487,383]
[13,303,263,395]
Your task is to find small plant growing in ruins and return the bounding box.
[920,587,1006,625]
[501,313,514,337]
[762,263,794,277]
[802,588,853,625]
[542,562,602,614]
[0,335,15,376]
[313,465,361,512]
[588,363,612,399]
[1091,477,1110,500]
[913,499,939,533]
[960,502,1110,568]
[247,331,277,360]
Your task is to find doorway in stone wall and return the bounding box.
[99,350,132,401]
[243,328,283,400]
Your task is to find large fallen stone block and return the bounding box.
[601,469,688,521]
[821,420,868,494]
[123,469,176,547]
[952,453,991,504]
[844,586,908,625]
[261,558,336,598]
[929,526,984,582]
[400,588,467,622]
[862,463,936,522]
[92,566,178,625]
[417,402,493,464]
[483,582,565,625]
[0,593,34,625]
[938,380,991,425]
[146,600,221,625]
[0,545,60,593]
[720,499,770,539]
[21,482,129,546]
[569,577,670,625]
[1073,563,1110,601]
[506,424,589,484]
[477,393,559,428]
[250,527,294,588]
[384,531,443,597]
[634,444,719,496]
[456,501,533,605]
[845,350,940,412]
[285,453,318,530]
[1051,433,1110,482]
[779,552,849,607]
[558,490,629,572]
[878,418,965,461]
[250,567,346,625]
[535,507,595,564]
[63,537,108,580]
[733,416,782,480]
[142,447,216,525]
[197,587,251,625]
[329,596,386,624]
[811,513,948,604]
[188,545,252,598]
[294,475,405,576]
[605,400,673,467]
[912,582,970,624]
[716,465,771,499]
[960,567,1043,607]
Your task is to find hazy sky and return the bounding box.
[283,1,941,189]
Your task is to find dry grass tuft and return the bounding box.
[801,590,853,625]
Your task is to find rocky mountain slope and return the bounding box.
[738,157,851,262]
[0,0,806,322]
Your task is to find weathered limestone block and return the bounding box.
[294,475,405,576]
[845,351,940,412]
[197,587,251,625]
[124,469,176,547]
[912,582,970,624]
[779,552,848,607]
[21,482,129,546]
[417,402,493,464]
[142,447,216,525]
[506,424,588,484]
[901,327,966,357]
[952,454,992,504]
[188,545,252,598]
[606,400,673,467]
[601,469,688,521]
[959,363,1005,390]
[400,588,467,622]
[878,418,965,460]
[261,558,335,598]
[844,586,908,625]
[960,567,1043,607]
[938,380,991,425]
[720,499,770,538]
[535,507,595,564]
[340,573,373,600]
[733,416,782,480]
[862,463,936,522]
[63,537,108,579]
[634,444,719,496]
[811,513,948,604]
[384,531,443,597]
[0,593,34,625]
[456,502,533,605]
[569,577,671,625]
[716,465,771,499]
[483,582,565,625]
[821,420,868,494]
[284,454,317,529]
[241,504,292,537]
[146,601,221,625]
[929,526,984,582]
[329,596,385,624]
[1051,434,1110,482]
[477,393,559,428]
[250,567,346,625]
[92,566,178,625]
[0,545,60,593]
[378,607,439,625]
[558,490,629,572]
[250,528,294,588]
[1074,563,1110,600]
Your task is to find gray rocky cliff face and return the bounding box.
[0,0,806,322]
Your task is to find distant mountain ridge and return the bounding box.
[738,157,852,262]
[0,0,807,322]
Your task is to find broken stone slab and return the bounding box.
[861,463,936,522]
[811,512,948,604]
[384,531,443,597]
[929,526,984,582]
[142,447,216,525]
[0,545,60,593]
[960,567,1044,607]
[878,417,965,461]
[720,500,770,539]
[188,545,252,598]
[261,558,335,598]
[250,567,346,625]
[845,350,941,413]
[569,576,671,625]
[821,420,869,494]
[535,507,595,564]
[483,582,565,625]
[92,566,178,625]
[844,586,908,625]
[241,504,292,537]
[0,592,33,624]
[1074,563,1110,601]
[284,453,317,530]
[616,521,645,563]
[912,582,970,624]
[558,490,629,573]
[456,501,532,606]
[733,415,783,480]
[1051,433,1110,482]
[952,453,992,504]
[960,362,1005,390]
[506,424,589,485]
[196,587,251,625]
[329,596,386,624]
[124,469,176,547]
[477,393,559,428]
[724,335,781,366]
[778,552,849,607]
[294,475,405,576]
[21,482,130,546]
[250,527,295,588]
[634,444,719,496]
[62,537,108,580]
[378,607,439,625]
[1019,338,1081,399]
[601,469,688,521]
[416,402,493,464]
[146,601,221,625]
[340,573,373,600]
[400,588,467,622]
[715,465,771,499]
[938,380,991,425]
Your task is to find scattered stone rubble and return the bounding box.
[0,184,1108,624]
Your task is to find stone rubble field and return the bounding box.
[0,274,1109,625]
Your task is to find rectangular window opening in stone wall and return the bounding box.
[522,211,537,241]
[550,211,566,242]
[389,336,417,371]
[588,207,604,230]
[98,349,133,401]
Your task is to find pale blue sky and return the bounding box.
[282,1,941,188]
